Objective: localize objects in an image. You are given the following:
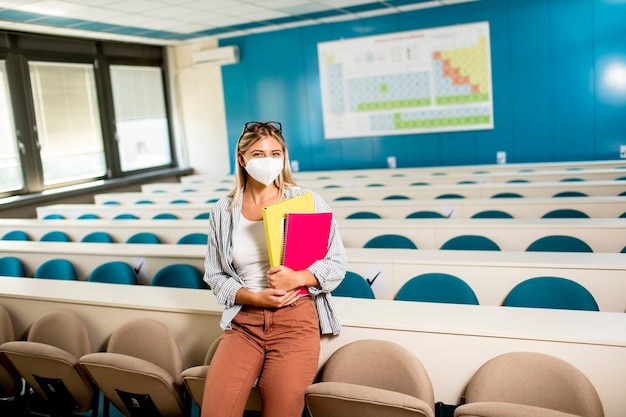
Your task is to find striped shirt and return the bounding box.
[203,187,347,335]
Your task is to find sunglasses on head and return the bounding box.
[241,121,282,135]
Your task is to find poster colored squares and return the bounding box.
[318,22,494,139]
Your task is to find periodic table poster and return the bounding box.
[317,22,494,139]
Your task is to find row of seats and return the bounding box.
[361,233,608,253]
[0,257,207,289]
[4,228,619,253]
[1,230,208,245]
[334,272,600,311]
[0,307,604,417]
[42,212,211,220]
[348,207,626,219]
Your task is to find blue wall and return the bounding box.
[220,0,626,171]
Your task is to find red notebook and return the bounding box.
[282,212,333,295]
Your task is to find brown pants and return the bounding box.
[201,297,321,417]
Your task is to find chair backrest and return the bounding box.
[363,234,417,249]
[459,352,603,417]
[107,318,183,380]
[334,196,358,201]
[435,193,464,199]
[346,211,381,219]
[113,213,138,219]
[150,264,205,289]
[1,230,31,241]
[541,208,589,218]
[87,261,138,285]
[80,231,114,243]
[0,310,96,413]
[194,212,211,219]
[42,214,64,219]
[126,232,161,244]
[310,339,435,413]
[470,210,513,219]
[440,235,500,251]
[526,235,593,253]
[0,305,19,399]
[79,318,185,417]
[502,276,599,311]
[395,273,479,305]
[383,195,410,200]
[176,233,208,245]
[34,259,79,281]
[0,257,26,277]
[331,272,375,299]
[491,192,523,198]
[153,213,178,219]
[76,213,99,219]
[40,231,71,242]
[406,211,446,219]
[553,191,587,197]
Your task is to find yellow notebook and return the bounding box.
[262,192,314,267]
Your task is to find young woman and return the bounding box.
[201,121,347,417]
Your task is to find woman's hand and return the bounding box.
[250,288,301,308]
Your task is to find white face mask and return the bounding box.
[243,157,283,186]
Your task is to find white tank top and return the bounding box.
[232,214,269,292]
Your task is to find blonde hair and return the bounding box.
[227,122,297,209]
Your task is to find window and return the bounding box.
[29,61,106,185]
[0,60,24,192]
[110,65,172,172]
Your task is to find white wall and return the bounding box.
[167,41,231,176]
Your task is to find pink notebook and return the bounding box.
[282,212,333,296]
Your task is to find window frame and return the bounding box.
[0,30,177,199]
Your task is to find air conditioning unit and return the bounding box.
[192,45,240,66]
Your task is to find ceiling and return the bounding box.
[0,0,479,45]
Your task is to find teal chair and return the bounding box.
[406,211,446,219]
[541,209,589,219]
[1,230,31,241]
[440,235,500,251]
[40,231,71,242]
[150,264,205,289]
[435,193,464,199]
[77,213,99,219]
[80,231,114,243]
[103,201,121,205]
[331,272,375,299]
[526,235,593,253]
[87,261,137,285]
[0,257,27,277]
[395,273,479,305]
[502,277,599,311]
[334,196,358,201]
[491,192,523,198]
[383,195,410,200]
[176,233,208,245]
[34,259,79,280]
[42,214,64,220]
[169,199,190,204]
[135,200,154,204]
[346,211,382,219]
[560,177,585,182]
[506,179,529,183]
[113,213,138,219]
[194,213,211,220]
[553,191,587,197]
[470,210,513,219]
[363,234,417,249]
[126,232,161,244]
[153,213,178,220]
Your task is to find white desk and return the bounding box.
[93,180,626,205]
[1,242,625,312]
[145,168,625,191]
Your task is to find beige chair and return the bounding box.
[305,339,435,417]
[181,335,261,413]
[79,318,186,417]
[0,305,20,400]
[454,352,604,417]
[0,309,98,416]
